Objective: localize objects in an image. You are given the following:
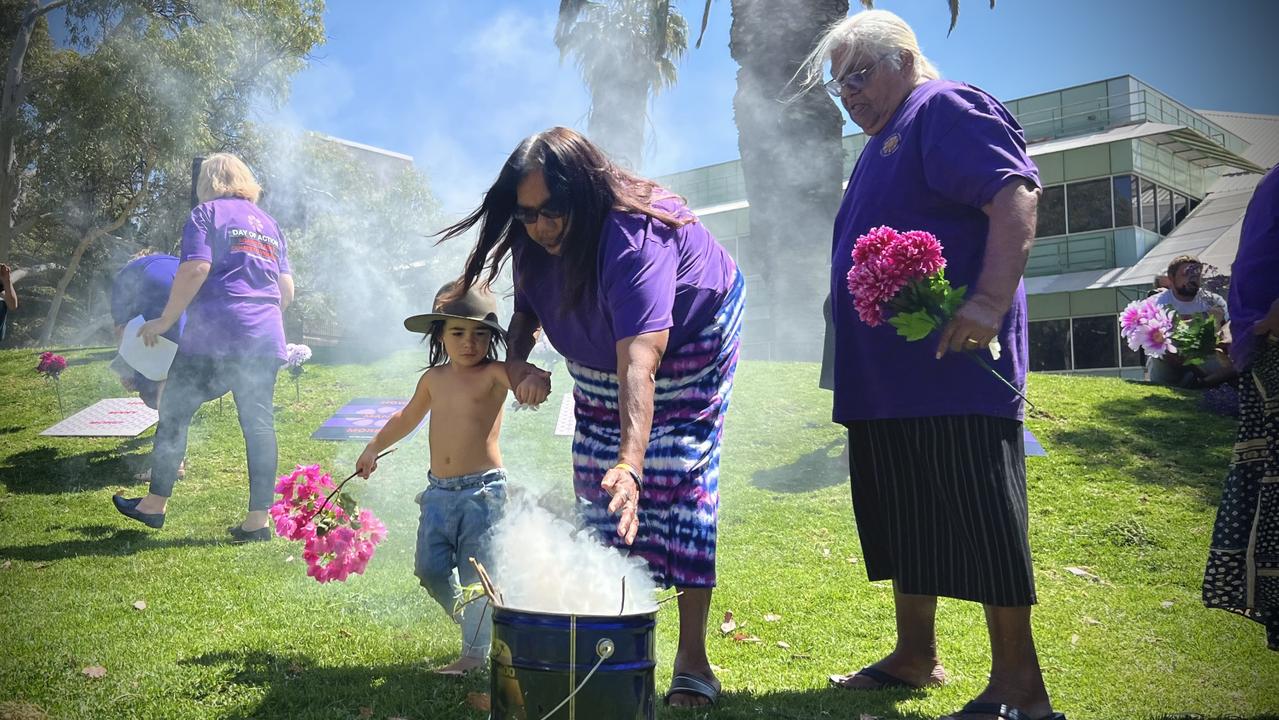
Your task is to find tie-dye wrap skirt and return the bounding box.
[567,271,744,588]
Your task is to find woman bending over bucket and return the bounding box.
[441,127,743,708]
[355,281,540,676]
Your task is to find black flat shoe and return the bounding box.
[227,525,272,543]
[112,495,164,529]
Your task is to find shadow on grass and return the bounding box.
[0,438,154,494]
[0,526,223,561]
[179,649,482,720]
[65,349,116,367]
[750,438,847,493]
[177,650,939,720]
[1040,391,1232,507]
[0,425,23,435]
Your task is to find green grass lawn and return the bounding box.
[1,347,1276,719]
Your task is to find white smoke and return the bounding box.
[487,492,659,616]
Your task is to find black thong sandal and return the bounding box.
[663,672,719,708]
[950,701,1067,720]
[827,665,920,690]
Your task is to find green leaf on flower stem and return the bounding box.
[944,284,968,315]
[889,309,939,341]
[336,492,360,517]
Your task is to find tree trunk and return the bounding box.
[587,64,649,170]
[1,0,68,263]
[730,0,848,361]
[39,158,153,344]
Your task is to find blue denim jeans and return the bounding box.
[415,468,507,659]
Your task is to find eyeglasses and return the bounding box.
[513,202,566,226]
[824,55,889,97]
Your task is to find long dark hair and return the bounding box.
[438,127,691,312]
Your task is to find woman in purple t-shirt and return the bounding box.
[441,127,742,708]
[112,153,294,544]
[800,10,1062,720]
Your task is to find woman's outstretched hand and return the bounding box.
[601,466,640,545]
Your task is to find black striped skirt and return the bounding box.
[844,414,1037,607]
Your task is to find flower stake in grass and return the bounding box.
[284,343,312,403]
[36,351,68,417]
[269,458,391,583]
[1119,297,1217,365]
[845,226,1031,408]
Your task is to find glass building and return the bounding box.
[656,75,1276,374]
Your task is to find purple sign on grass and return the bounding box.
[311,397,426,442]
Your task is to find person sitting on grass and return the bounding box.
[1147,255,1235,388]
[355,281,547,676]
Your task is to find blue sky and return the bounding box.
[274,1,1278,215]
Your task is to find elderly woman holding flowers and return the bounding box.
[801,10,1062,720]
[1203,166,1279,651]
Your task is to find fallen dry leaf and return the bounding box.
[1064,566,1101,583]
[821,548,831,558]
[1082,616,1102,626]
[466,692,490,712]
[847,556,859,565]
[790,653,811,660]
[358,707,373,719]
[287,662,305,674]
[731,632,761,643]
[1160,601,1174,609]
[132,600,147,611]
[32,562,50,570]
[284,555,294,563]
[1070,633,1080,646]
[776,641,791,649]
[337,628,354,638]
[719,611,736,635]
[763,613,781,622]
[1139,494,1149,504]
[2,560,11,570]
[81,665,107,679]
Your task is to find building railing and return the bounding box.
[1014,86,1242,151]
[1026,231,1115,277]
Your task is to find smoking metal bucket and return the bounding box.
[490,605,656,720]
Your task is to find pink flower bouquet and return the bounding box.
[846,226,1028,405]
[36,351,68,416]
[1119,297,1218,365]
[270,464,386,583]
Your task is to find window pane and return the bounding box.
[1072,315,1118,369]
[1113,175,1137,227]
[1037,185,1066,237]
[1029,319,1071,371]
[1157,186,1174,235]
[1120,338,1143,367]
[1067,178,1113,232]
[1172,193,1189,229]
[1140,177,1158,233]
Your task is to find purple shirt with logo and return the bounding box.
[831,79,1040,424]
[513,196,737,372]
[180,197,291,360]
[1229,165,1279,368]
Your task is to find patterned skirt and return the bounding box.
[1203,336,1279,651]
[567,271,744,588]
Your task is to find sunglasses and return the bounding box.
[513,202,567,226]
[824,55,890,97]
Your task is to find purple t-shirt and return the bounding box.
[180,197,291,360]
[513,196,737,372]
[111,254,186,342]
[1229,165,1279,368]
[831,80,1040,424]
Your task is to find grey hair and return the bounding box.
[794,9,940,92]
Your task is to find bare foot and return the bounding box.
[435,656,484,677]
[828,651,946,690]
[134,461,185,483]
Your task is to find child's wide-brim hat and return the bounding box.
[403,282,505,337]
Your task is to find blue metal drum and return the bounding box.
[490,606,657,720]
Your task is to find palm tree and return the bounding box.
[555,0,688,170]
